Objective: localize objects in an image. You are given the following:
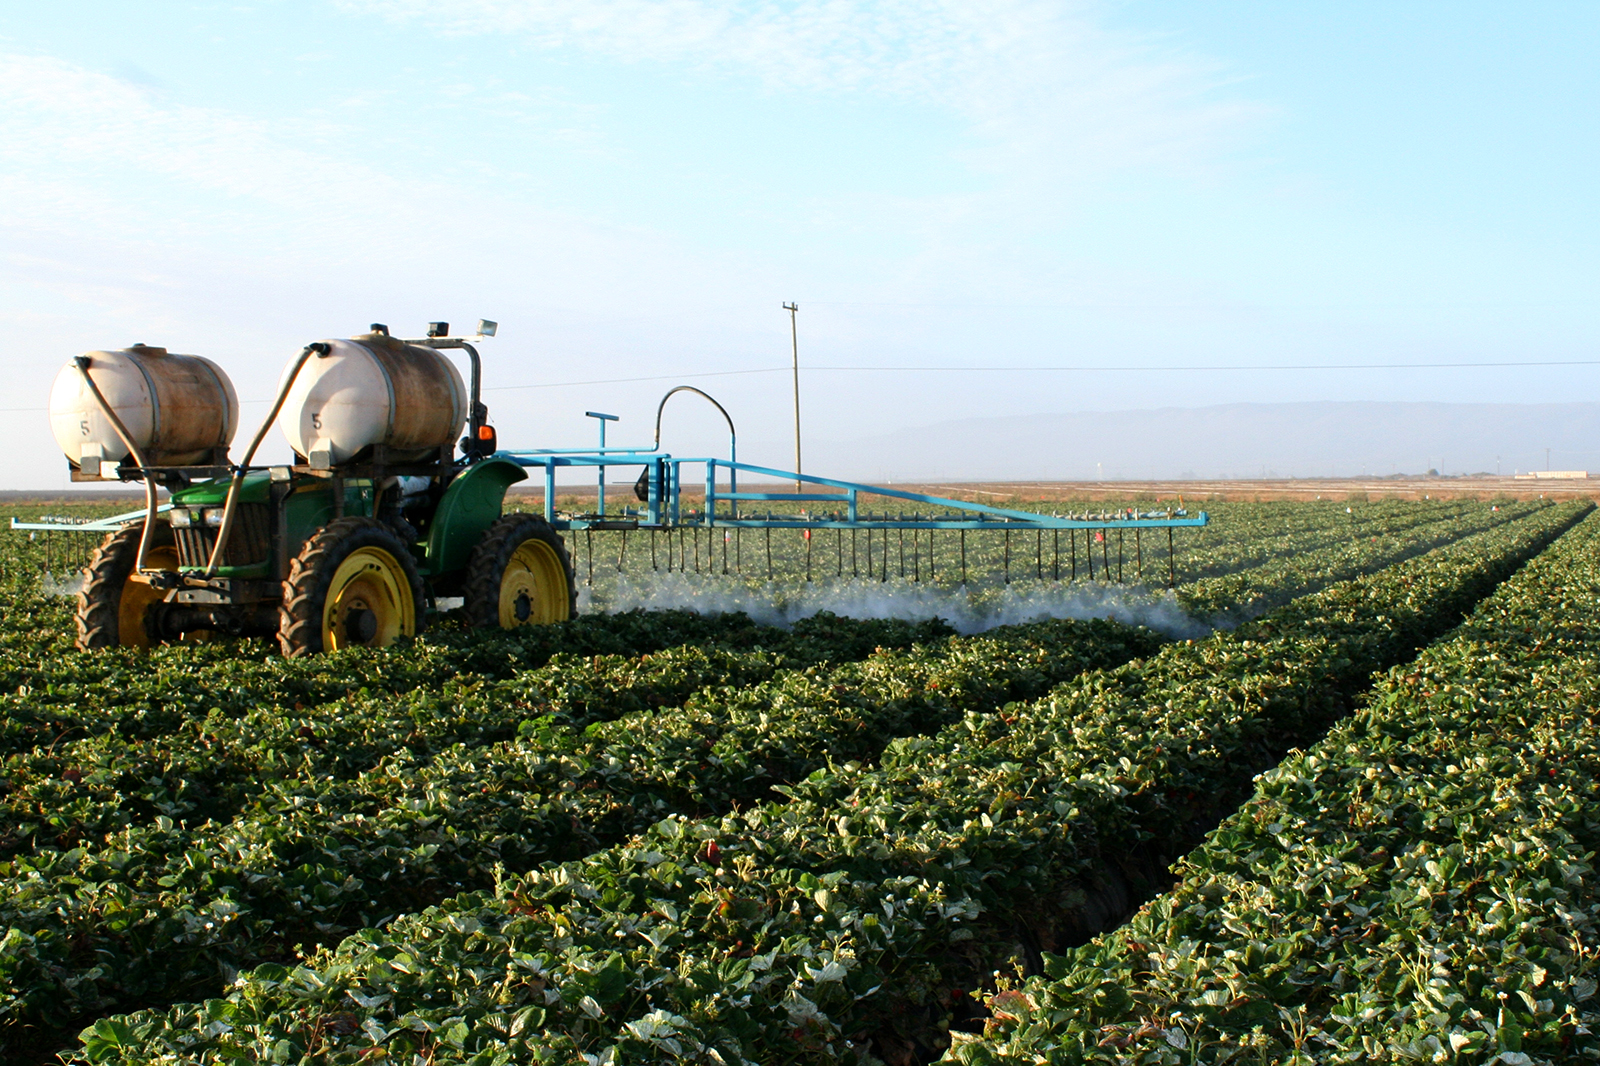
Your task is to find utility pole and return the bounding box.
[783,302,802,491]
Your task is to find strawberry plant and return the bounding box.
[63,504,1587,1064]
[947,510,1600,1065]
[0,616,1155,1047]
[0,613,953,854]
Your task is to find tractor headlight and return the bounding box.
[169,508,192,528]
[203,508,227,528]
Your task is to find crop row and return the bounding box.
[1175,500,1537,622]
[0,498,1460,760]
[0,502,1544,1050]
[0,615,1161,1049]
[0,608,810,757]
[0,501,1520,881]
[942,499,1483,590]
[0,613,954,856]
[68,503,1591,1064]
[1181,498,1462,552]
[1176,500,1488,583]
[0,501,1516,874]
[944,510,1600,1064]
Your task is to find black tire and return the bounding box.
[278,517,426,657]
[76,524,178,650]
[463,513,577,628]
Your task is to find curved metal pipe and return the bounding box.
[204,342,329,577]
[653,385,736,453]
[653,385,738,514]
[74,356,160,573]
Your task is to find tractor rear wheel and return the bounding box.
[464,513,576,628]
[278,517,425,657]
[76,524,180,650]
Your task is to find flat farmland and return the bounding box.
[0,495,1596,1064]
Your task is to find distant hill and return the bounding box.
[780,402,1600,482]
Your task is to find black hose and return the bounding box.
[652,385,739,513]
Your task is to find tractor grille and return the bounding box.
[173,503,273,569]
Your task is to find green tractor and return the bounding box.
[50,322,576,655]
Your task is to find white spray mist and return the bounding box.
[579,574,1210,639]
[42,573,85,598]
[40,568,1210,640]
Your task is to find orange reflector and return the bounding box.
[478,425,494,440]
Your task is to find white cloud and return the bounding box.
[0,53,424,242]
[0,48,774,487]
[0,6,1275,488]
[0,50,707,307]
[343,0,1266,184]
[0,2,1262,290]
[0,48,771,394]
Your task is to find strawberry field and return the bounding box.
[1,497,1596,1065]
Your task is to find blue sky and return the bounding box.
[2,1,1597,485]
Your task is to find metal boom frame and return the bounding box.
[499,449,1208,534]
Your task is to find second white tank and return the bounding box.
[281,331,468,466]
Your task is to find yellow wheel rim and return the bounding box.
[118,546,179,649]
[498,538,570,627]
[322,546,415,651]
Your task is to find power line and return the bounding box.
[5,357,1594,413]
[802,359,1600,372]
[483,366,787,392]
[487,357,1600,389]
[0,367,791,413]
[472,356,1600,393]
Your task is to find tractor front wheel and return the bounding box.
[279,517,425,657]
[464,513,576,628]
[76,524,180,650]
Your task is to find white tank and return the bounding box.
[280,332,467,466]
[49,346,239,470]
